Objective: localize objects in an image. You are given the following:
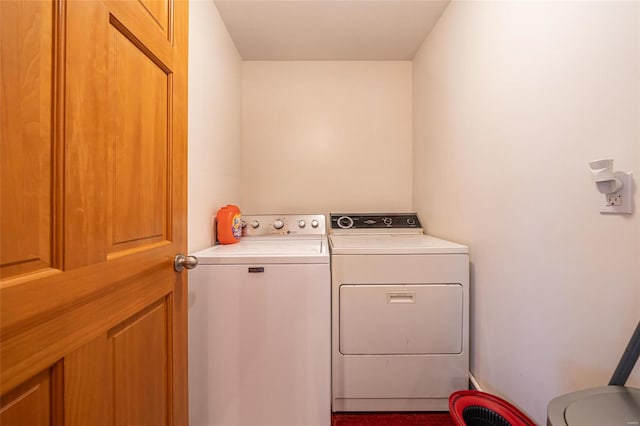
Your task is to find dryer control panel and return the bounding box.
[330,213,422,231]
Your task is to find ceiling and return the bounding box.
[213,0,451,60]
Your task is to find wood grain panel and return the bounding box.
[109,26,169,252]
[0,260,174,394]
[0,369,50,426]
[111,300,168,426]
[64,0,109,270]
[65,335,110,426]
[0,0,189,424]
[139,0,169,35]
[106,1,173,64]
[0,0,53,278]
[167,1,189,422]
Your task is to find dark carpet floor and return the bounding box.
[332,412,456,426]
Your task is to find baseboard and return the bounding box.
[469,372,483,391]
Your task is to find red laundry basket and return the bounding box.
[449,390,537,426]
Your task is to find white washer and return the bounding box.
[189,214,330,426]
[329,213,469,412]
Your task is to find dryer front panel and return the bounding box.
[339,284,463,355]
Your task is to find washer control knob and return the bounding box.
[273,219,285,230]
[311,219,319,228]
[383,217,393,226]
[251,220,260,229]
[298,220,306,228]
[337,216,354,229]
[407,218,416,225]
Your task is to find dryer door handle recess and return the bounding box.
[387,292,416,304]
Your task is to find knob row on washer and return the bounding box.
[247,219,320,229]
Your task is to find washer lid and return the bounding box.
[193,238,329,264]
[329,234,468,255]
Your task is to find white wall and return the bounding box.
[413,1,640,423]
[188,0,242,252]
[188,2,242,424]
[241,61,413,214]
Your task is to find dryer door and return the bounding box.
[339,284,463,355]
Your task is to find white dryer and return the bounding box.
[329,213,469,412]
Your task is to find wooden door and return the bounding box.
[0,0,189,424]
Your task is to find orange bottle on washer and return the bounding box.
[216,205,242,244]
